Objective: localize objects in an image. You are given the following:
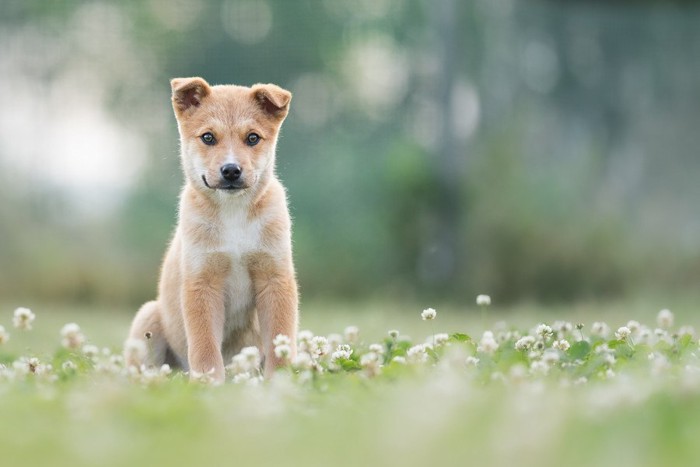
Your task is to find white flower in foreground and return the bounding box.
[292,352,313,370]
[13,307,35,330]
[626,320,641,334]
[535,324,553,339]
[273,334,291,347]
[311,336,330,357]
[360,351,382,377]
[274,344,292,360]
[465,356,480,367]
[331,344,353,362]
[433,333,450,347]
[82,345,99,359]
[657,309,674,329]
[591,322,610,338]
[615,326,631,340]
[515,335,536,351]
[421,308,436,321]
[476,295,491,306]
[406,344,429,363]
[60,323,85,350]
[477,331,498,354]
[0,325,9,345]
[391,356,406,364]
[369,343,385,355]
[552,339,570,351]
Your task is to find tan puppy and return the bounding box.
[126,77,298,382]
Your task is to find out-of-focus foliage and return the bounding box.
[0,0,699,305]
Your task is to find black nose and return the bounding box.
[220,163,242,182]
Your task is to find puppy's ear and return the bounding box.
[171,77,211,114]
[252,84,292,120]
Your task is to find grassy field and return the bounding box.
[1,296,700,467]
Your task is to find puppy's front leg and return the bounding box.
[250,254,298,378]
[182,254,230,383]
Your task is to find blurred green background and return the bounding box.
[1,0,699,309]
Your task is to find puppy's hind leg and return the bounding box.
[125,300,168,369]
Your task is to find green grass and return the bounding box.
[1,297,700,467]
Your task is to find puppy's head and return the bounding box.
[170,77,291,195]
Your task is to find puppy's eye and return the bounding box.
[201,132,216,145]
[246,133,260,146]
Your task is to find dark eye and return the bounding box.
[201,132,216,145]
[246,133,260,146]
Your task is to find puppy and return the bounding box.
[126,77,298,382]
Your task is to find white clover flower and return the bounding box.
[82,344,99,359]
[433,333,450,347]
[679,325,696,339]
[159,364,172,376]
[240,346,261,368]
[62,360,77,372]
[388,329,400,339]
[368,343,385,355]
[13,307,35,330]
[60,323,85,350]
[515,335,536,351]
[591,322,610,338]
[292,352,313,370]
[465,356,480,367]
[331,344,353,362]
[297,330,314,342]
[615,326,631,340]
[391,356,407,364]
[311,336,330,357]
[344,326,359,343]
[535,324,553,339]
[0,325,9,345]
[476,295,491,306]
[190,368,217,385]
[657,309,674,329]
[273,334,291,347]
[406,344,429,363]
[477,331,498,354]
[274,344,292,360]
[626,320,641,334]
[553,321,574,335]
[552,339,570,351]
[421,308,436,321]
[228,354,251,375]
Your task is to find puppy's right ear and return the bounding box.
[171,77,211,114]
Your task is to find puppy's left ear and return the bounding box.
[252,84,292,120]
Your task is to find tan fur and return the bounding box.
[126,77,298,382]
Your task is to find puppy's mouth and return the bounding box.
[202,175,247,192]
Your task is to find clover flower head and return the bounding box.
[292,352,313,371]
[13,307,35,330]
[0,325,9,345]
[82,345,99,360]
[657,309,674,329]
[476,295,491,306]
[331,344,353,362]
[535,324,553,338]
[465,356,480,367]
[515,335,536,351]
[273,334,291,347]
[391,356,407,365]
[552,339,570,351]
[60,323,86,350]
[433,333,450,347]
[477,331,498,354]
[615,326,631,340]
[406,344,429,363]
[62,360,77,372]
[274,344,292,360]
[421,308,437,321]
[591,322,610,338]
[388,329,400,339]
